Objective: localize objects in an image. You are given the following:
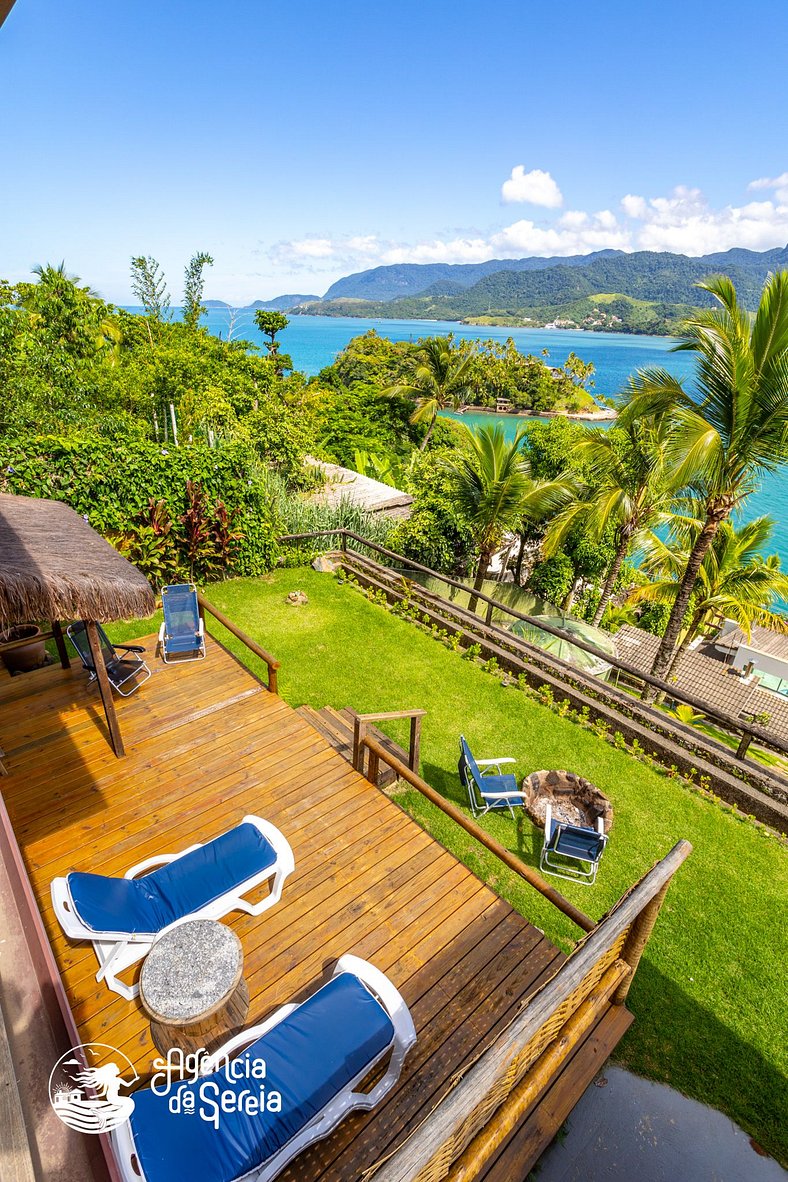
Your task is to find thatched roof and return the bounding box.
[0,494,155,629]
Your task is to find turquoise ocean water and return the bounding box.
[153,309,788,568]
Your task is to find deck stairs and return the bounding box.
[296,705,410,787]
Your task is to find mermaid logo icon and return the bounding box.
[49,1043,139,1134]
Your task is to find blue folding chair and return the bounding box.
[158,583,205,663]
[458,735,525,818]
[540,802,608,885]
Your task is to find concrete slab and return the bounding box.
[533,1065,785,1182]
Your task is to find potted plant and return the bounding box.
[0,624,48,674]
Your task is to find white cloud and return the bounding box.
[621,194,648,219]
[558,210,589,229]
[748,172,788,202]
[501,166,563,208]
[268,175,788,290]
[618,184,788,255]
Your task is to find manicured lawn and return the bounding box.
[112,570,788,1162]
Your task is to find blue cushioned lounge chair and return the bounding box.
[540,802,608,885]
[67,621,151,697]
[51,816,294,1000]
[158,583,206,663]
[458,734,525,818]
[111,954,416,1182]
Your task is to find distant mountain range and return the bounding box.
[204,294,319,312]
[209,244,788,336]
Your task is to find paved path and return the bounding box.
[534,1066,785,1182]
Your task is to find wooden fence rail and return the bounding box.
[278,529,788,762]
[197,593,280,694]
[359,732,595,934]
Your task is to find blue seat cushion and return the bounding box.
[67,822,278,935]
[163,632,203,654]
[550,824,605,862]
[478,773,521,807]
[127,972,396,1182]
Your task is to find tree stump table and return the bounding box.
[139,920,249,1057]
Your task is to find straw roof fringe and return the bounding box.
[0,494,155,629]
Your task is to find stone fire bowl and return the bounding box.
[521,770,613,834]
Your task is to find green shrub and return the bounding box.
[0,433,278,584]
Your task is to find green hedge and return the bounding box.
[0,434,278,581]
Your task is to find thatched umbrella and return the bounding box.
[0,494,156,756]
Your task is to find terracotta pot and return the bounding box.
[0,624,47,674]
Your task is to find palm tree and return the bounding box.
[542,418,673,626]
[388,337,473,450]
[620,272,788,698]
[442,423,573,611]
[629,513,788,678]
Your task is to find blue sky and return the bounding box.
[2,0,788,303]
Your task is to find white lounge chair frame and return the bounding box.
[462,753,527,819]
[540,802,608,886]
[111,954,417,1182]
[50,815,295,1000]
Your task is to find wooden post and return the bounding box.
[408,715,422,773]
[613,879,672,1004]
[85,621,125,758]
[51,621,70,670]
[485,600,495,627]
[736,732,752,760]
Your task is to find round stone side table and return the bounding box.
[140,919,249,1057]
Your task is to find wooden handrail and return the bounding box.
[373,839,692,1182]
[278,529,788,760]
[197,593,280,694]
[359,732,595,933]
[0,630,54,652]
[353,709,426,777]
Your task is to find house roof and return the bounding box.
[712,622,788,663]
[614,624,788,737]
[0,494,155,629]
[309,461,414,519]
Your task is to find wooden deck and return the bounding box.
[0,637,630,1181]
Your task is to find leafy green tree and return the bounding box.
[441,423,572,609]
[182,251,214,331]
[621,273,788,697]
[130,255,171,333]
[630,514,788,676]
[254,310,290,374]
[543,419,673,624]
[388,336,474,450]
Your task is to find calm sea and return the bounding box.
[133,309,788,568]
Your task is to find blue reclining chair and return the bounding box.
[111,955,417,1182]
[51,815,295,999]
[458,735,525,818]
[67,620,151,697]
[540,802,608,885]
[158,583,206,663]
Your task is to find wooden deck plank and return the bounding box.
[0,633,629,1182]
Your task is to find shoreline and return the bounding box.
[289,309,674,341]
[456,405,618,423]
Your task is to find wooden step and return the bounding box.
[296,705,408,787]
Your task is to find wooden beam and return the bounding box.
[51,621,71,670]
[371,840,692,1182]
[85,621,125,758]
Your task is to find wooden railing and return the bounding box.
[352,709,426,779]
[369,837,692,1182]
[359,732,595,934]
[197,593,280,694]
[278,529,788,764]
